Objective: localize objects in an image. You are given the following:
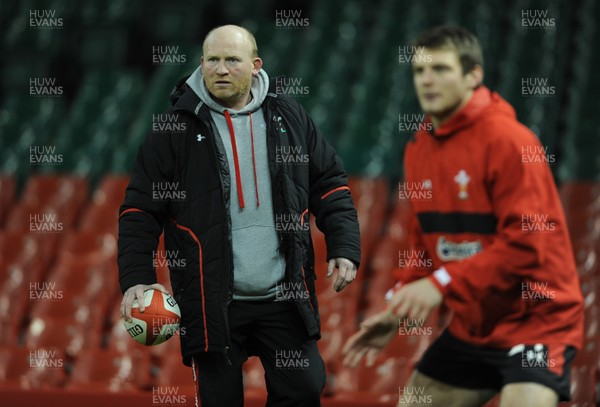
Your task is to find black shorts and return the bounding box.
[416,329,577,401]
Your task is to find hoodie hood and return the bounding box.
[185,66,270,115]
[425,86,516,138]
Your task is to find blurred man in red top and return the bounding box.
[343,26,583,407]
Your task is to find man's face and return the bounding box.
[412,48,478,123]
[201,30,261,107]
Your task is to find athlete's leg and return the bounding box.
[499,383,558,407]
[398,370,496,407]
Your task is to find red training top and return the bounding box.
[397,86,584,351]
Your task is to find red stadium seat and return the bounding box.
[19,174,88,208]
[79,175,130,234]
[5,175,88,231]
[0,175,16,227]
[330,355,412,403]
[155,353,196,394]
[0,345,66,389]
[24,317,98,358]
[0,231,52,287]
[0,270,32,345]
[28,262,113,331]
[385,328,434,365]
[318,291,362,367]
[559,182,600,216]
[66,348,152,392]
[361,199,413,319]
[362,237,405,319]
[57,231,117,268]
[348,177,390,262]
[310,217,330,294]
[0,238,47,344]
[569,365,597,404]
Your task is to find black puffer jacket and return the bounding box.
[118,76,361,366]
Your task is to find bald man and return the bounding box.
[118,25,361,406]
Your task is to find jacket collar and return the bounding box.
[170,75,281,118]
[426,86,493,138]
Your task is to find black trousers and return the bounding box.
[192,300,326,407]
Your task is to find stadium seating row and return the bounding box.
[0,174,598,404]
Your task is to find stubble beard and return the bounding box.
[207,75,253,107]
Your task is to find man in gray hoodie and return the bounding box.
[120,25,359,406]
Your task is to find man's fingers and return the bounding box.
[327,259,335,278]
[342,329,366,355]
[389,291,411,318]
[121,283,172,323]
[346,346,369,368]
[334,260,357,292]
[343,347,361,367]
[334,263,348,291]
[366,348,380,367]
[415,306,430,323]
[359,313,382,330]
[136,287,147,312]
[123,292,135,322]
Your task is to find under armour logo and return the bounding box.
[197,134,205,142]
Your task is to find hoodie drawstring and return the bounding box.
[249,114,260,207]
[223,110,260,209]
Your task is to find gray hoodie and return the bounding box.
[186,67,285,301]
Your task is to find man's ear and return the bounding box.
[252,57,263,76]
[466,64,484,89]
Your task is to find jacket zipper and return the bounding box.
[203,113,235,362]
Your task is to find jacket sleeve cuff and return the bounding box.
[427,267,451,296]
[326,249,361,270]
[119,272,158,294]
